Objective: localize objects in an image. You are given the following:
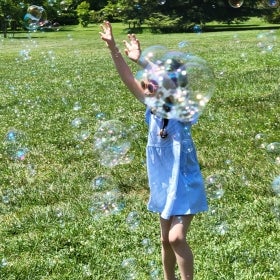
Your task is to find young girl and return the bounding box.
[99,21,208,280]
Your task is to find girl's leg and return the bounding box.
[169,215,194,280]
[160,217,177,280]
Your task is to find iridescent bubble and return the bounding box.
[215,222,229,235]
[228,0,244,8]
[23,5,46,31]
[141,238,155,254]
[267,0,279,8]
[93,120,133,167]
[270,198,280,220]
[136,48,215,122]
[271,175,280,196]
[205,174,225,199]
[266,142,280,154]
[126,211,140,230]
[89,187,124,219]
[139,45,168,66]
[71,117,86,128]
[193,24,202,33]
[0,258,8,268]
[3,129,29,161]
[121,258,138,279]
[178,41,190,49]
[254,133,268,149]
[256,31,276,53]
[91,175,111,190]
[60,1,70,11]
[73,101,82,111]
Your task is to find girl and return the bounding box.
[99,21,208,280]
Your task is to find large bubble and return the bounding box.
[136,48,215,122]
[228,0,244,8]
[23,5,46,31]
[93,120,134,167]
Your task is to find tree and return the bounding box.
[76,1,91,27]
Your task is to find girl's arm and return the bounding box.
[99,21,145,103]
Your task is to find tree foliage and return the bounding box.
[1,0,280,34]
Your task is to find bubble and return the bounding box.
[266,142,280,154]
[91,175,111,190]
[89,187,124,219]
[256,31,276,53]
[178,41,190,49]
[73,101,82,111]
[141,238,155,254]
[193,24,202,33]
[23,5,46,31]
[71,117,86,128]
[267,0,279,8]
[157,0,166,4]
[137,48,215,122]
[60,1,70,11]
[228,0,244,8]
[0,258,8,268]
[214,222,229,235]
[93,120,133,167]
[270,199,280,220]
[121,258,138,280]
[126,211,140,230]
[205,174,225,199]
[3,129,29,161]
[254,133,268,148]
[271,175,280,196]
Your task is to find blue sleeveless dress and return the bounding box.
[145,109,208,220]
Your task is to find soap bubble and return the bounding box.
[136,48,215,122]
[228,0,244,8]
[267,0,279,8]
[121,258,138,280]
[205,174,225,199]
[256,31,276,53]
[271,175,280,196]
[141,238,155,254]
[126,211,140,230]
[23,5,46,31]
[93,120,133,167]
[266,142,280,154]
[254,133,268,148]
[266,142,280,165]
[3,129,29,161]
[89,188,124,219]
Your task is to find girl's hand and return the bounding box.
[99,21,116,50]
[123,34,141,63]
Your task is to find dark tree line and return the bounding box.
[1,0,279,36]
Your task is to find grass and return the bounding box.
[0,22,279,279]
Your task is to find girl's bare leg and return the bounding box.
[160,217,177,280]
[169,215,194,280]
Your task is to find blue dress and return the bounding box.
[145,109,208,220]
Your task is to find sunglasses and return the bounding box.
[141,80,158,94]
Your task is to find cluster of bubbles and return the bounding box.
[136,46,215,123]
[23,5,59,32]
[93,120,135,167]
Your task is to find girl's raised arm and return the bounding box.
[99,21,145,103]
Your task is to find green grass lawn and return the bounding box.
[0,22,279,279]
